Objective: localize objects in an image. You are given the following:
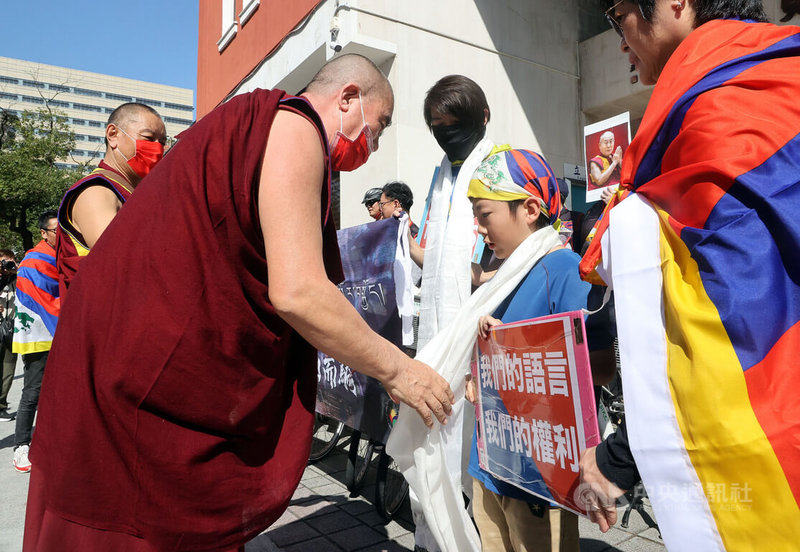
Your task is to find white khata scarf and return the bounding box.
[387,225,563,552]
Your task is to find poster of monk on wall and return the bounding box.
[583,112,631,202]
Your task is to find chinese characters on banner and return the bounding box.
[474,311,600,514]
[316,217,402,444]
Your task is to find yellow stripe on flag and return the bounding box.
[657,210,800,549]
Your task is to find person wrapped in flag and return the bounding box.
[12,211,61,473]
[578,1,800,550]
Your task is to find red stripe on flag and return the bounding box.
[744,321,800,509]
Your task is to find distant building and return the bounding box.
[0,56,194,169]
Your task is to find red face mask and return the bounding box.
[330,93,375,172]
[116,127,164,178]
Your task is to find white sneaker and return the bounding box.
[13,445,31,473]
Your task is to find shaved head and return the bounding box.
[306,54,392,102]
[108,102,162,130]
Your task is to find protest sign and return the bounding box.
[315,217,402,444]
[584,112,631,202]
[474,311,600,514]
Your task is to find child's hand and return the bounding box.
[478,315,501,339]
[465,375,477,404]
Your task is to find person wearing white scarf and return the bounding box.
[406,75,494,551]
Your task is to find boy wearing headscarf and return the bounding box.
[464,147,588,551]
[388,148,614,551]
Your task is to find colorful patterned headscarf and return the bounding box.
[468,148,562,225]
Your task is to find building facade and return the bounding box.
[0,56,194,168]
[197,0,799,227]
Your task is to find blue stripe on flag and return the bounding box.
[681,129,800,371]
[17,266,59,299]
[23,251,57,268]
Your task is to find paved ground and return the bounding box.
[0,358,666,551]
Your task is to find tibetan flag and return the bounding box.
[580,19,800,550]
[13,240,60,354]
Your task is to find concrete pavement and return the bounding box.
[0,356,665,551]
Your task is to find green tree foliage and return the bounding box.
[0,105,86,252]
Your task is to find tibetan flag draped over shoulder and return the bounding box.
[580,19,800,550]
[13,240,59,354]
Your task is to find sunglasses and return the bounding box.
[605,0,626,38]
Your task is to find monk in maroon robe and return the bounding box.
[25,54,454,551]
[56,103,166,300]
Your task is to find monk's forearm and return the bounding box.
[270,280,404,383]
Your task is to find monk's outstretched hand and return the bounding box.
[384,360,454,429]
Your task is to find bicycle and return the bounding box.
[345,429,376,494]
[309,413,345,463]
[374,445,409,520]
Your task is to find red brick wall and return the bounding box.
[197,0,320,118]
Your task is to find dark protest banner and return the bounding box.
[316,217,402,444]
[473,311,601,514]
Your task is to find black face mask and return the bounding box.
[431,123,485,163]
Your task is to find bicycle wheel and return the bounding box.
[345,430,375,494]
[375,447,409,520]
[309,414,344,463]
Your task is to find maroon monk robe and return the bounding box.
[26,89,343,551]
[56,161,134,300]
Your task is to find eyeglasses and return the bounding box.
[379,199,397,209]
[605,0,626,38]
[43,228,57,234]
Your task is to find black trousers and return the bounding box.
[15,350,47,447]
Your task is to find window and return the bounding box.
[136,98,162,107]
[72,118,86,126]
[73,103,101,112]
[217,0,237,52]
[74,87,102,97]
[0,76,18,85]
[49,100,70,108]
[164,116,194,126]
[88,120,103,127]
[239,0,259,25]
[70,149,85,157]
[22,80,45,88]
[22,96,44,104]
[106,93,133,103]
[87,135,103,143]
[0,92,17,100]
[164,102,194,112]
[49,84,71,93]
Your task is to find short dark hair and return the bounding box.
[423,75,490,130]
[0,249,15,261]
[382,181,414,212]
[105,102,162,147]
[506,199,549,230]
[624,0,767,25]
[37,210,57,230]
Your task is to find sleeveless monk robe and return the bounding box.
[588,154,620,190]
[56,161,134,299]
[26,88,343,551]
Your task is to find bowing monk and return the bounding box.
[24,53,454,552]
